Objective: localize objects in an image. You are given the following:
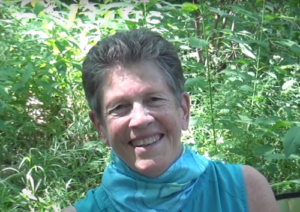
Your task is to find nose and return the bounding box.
[128,103,154,128]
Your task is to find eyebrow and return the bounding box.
[104,88,165,108]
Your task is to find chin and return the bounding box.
[135,159,167,178]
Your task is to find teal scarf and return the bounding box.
[101,145,209,212]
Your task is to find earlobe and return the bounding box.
[89,111,109,146]
[89,111,102,133]
[180,92,190,130]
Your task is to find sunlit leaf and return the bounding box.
[239,43,256,59]
[282,127,300,158]
[21,0,31,7]
[282,80,295,90]
[69,4,78,23]
[0,86,11,101]
[268,120,293,131]
[190,116,202,127]
[240,84,253,92]
[180,45,191,50]
[181,2,198,14]
[267,72,277,79]
[236,115,253,124]
[272,179,300,186]
[219,108,230,114]
[101,2,133,10]
[209,7,227,16]
[34,2,44,16]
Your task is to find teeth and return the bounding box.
[131,135,160,147]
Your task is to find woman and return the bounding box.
[64,29,279,212]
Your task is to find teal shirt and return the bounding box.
[74,161,248,212]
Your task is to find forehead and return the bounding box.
[102,63,168,95]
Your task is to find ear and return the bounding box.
[180,92,190,131]
[89,111,109,146]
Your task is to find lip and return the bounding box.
[130,134,164,153]
[129,133,164,144]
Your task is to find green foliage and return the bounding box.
[1,0,300,211]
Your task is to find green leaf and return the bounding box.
[236,115,253,124]
[240,84,254,92]
[55,61,67,75]
[209,7,227,16]
[101,2,134,10]
[264,153,300,160]
[254,117,276,126]
[254,145,275,156]
[34,2,45,16]
[227,5,260,21]
[220,120,243,133]
[146,0,158,11]
[185,77,208,91]
[125,20,136,29]
[264,154,286,160]
[181,2,198,14]
[276,40,300,54]
[249,40,269,49]
[22,62,34,83]
[272,179,300,186]
[189,37,209,48]
[219,69,255,81]
[55,41,66,53]
[282,127,300,158]
[290,44,300,54]
[268,120,293,131]
[0,86,11,101]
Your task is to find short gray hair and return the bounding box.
[82,28,185,122]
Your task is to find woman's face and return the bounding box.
[90,62,190,177]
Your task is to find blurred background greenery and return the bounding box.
[0,0,300,211]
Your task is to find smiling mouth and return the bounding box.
[130,134,163,147]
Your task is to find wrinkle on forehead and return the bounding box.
[104,62,161,91]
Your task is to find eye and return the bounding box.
[148,97,161,102]
[146,97,164,107]
[109,104,129,114]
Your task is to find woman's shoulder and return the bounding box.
[242,165,279,212]
[63,206,77,212]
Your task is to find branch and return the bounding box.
[193,0,202,62]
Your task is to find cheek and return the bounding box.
[107,119,128,140]
[161,113,181,133]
